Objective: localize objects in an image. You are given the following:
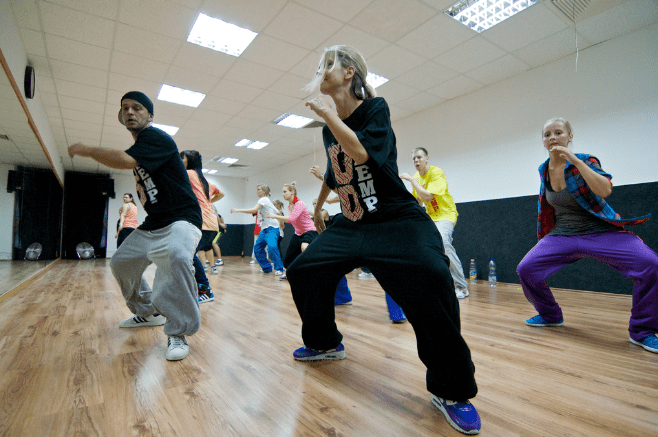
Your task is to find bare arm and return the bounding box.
[68,143,137,169]
[313,181,333,233]
[266,212,289,223]
[231,203,262,215]
[306,95,369,164]
[399,173,433,203]
[326,195,339,204]
[211,186,225,203]
[116,204,129,237]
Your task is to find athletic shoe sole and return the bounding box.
[431,395,480,435]
[119,315,165,328]
[629,336,658,353]
[526,320,564,327]
[294,350,346,361]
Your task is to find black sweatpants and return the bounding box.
[286,205,477,401]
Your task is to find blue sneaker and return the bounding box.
[293,342,345,361]
[198,285,214,303]
[431,394,481,435]
[630,335,658,353]
[525,315,563,327]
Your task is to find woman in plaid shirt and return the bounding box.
[517,118,658,354]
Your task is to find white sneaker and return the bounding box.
[275,270,283,276]
[166,335,188,361]
[249,260,257,264]
[203,266,208,271]
[215,259,224,266]
[455,288,470,299]
[205,259,209,264]
[358,272,375,279]
[119,314,165,328]
[211,266,219,274]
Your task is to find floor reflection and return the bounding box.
[0,259,55,297]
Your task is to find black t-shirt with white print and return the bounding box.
[125,126,202,231]
[323,97,418,224]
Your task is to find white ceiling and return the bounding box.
[1,0,656,178]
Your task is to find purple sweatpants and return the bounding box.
[517,231,658,342]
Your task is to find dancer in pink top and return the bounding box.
[267,182,352,304]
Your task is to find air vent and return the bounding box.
[550,0,627,23]
[303,120,326,129]
[0,134,10,141]
[228,164,249,168]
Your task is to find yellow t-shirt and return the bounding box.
[412,166,458,223]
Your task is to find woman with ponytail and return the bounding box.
[116,193,138,247]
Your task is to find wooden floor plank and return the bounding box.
[0,257,656,436]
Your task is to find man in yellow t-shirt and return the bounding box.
[400,147,469,299]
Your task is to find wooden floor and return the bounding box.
[0,259,55,298]
[0,257,656,437]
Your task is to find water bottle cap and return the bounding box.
[490,257,494,261]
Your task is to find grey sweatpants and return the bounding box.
[110,220,202,336]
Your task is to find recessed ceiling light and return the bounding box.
[187,13,258,57]
[235,139,252,147]
[444,0,538,33]
[247,141,268,150]
[152,123,179,136]
[207,169,218,174]
[201,168,209,173]
[220,158,238,164]
[157,84,206,108]
[273,113,314,129]
[366,72,389,88]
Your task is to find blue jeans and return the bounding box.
[254,226,284,272]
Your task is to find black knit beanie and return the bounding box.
[121,91,154,115]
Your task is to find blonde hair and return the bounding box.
[257,184,270,196]
[304,45,376,100]
[543,118,573,136]
[283,181,297,197]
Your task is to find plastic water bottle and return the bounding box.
[488,258,497,287]
[469,259,477,283]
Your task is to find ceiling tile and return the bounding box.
[36,76,57,94]
[250,91,301,112]
[49,60,108,88]
[395,60,460,90]
[110,52,169,83]
[190,109,233,126]
[199,0,287,32]
[39,92,59,107]
[396,14,475,58]
[235,106,281,123]
[46,0,119,19]
[223,59,285,89]
[317,25,390,59]
[172,43,238,77]
[296,0,372,22]
[54,79,107,103]
[225,116,266,131]
[200,95,248,116]
[420,0,455,10]
[113,24,183,64]
[395,92,445,113]
[163,66,221,95]
[427,74,483,100]
[434,37,507,73]
[465,54,530,85]
[117,0,198,40]
[107,73,164,99]
[40,1,115,49]
[44,34,111,70]
[514,28,593,68]
[575,0,658,44]
[367,45,428,79]
[288,52,325,79]
[240,35,310,72]
[26,55,52,79]
[58,95,106,115]
[388,104,413,121]
[268,74,313,100]
[210,80,263,104]
[481,4,568,52]
[20,28,47,57]
[181,118,222,133]
[262,3,343,50]
[349,0,438,42]
[376,81,422,104]
[8,0,41,31]
[61,109,104,126]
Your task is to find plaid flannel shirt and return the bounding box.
[537,153,650,239]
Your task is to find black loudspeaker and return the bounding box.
[7,170,23,193]
[97,178,115,198]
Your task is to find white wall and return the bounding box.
[0,164,15,259]
[394,22,658,203]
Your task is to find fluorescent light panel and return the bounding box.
[366,72,389,88]
[274,113,314,129]
[157,84,205,108]
[444,0,538,33]
[152,123,179,136]
[187,13,258,57]
[220,158,238,164]
[235,139,252,147]
[207,169,218,174]
[247,141,268,150]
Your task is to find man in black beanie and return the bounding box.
[69,91,202,361]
